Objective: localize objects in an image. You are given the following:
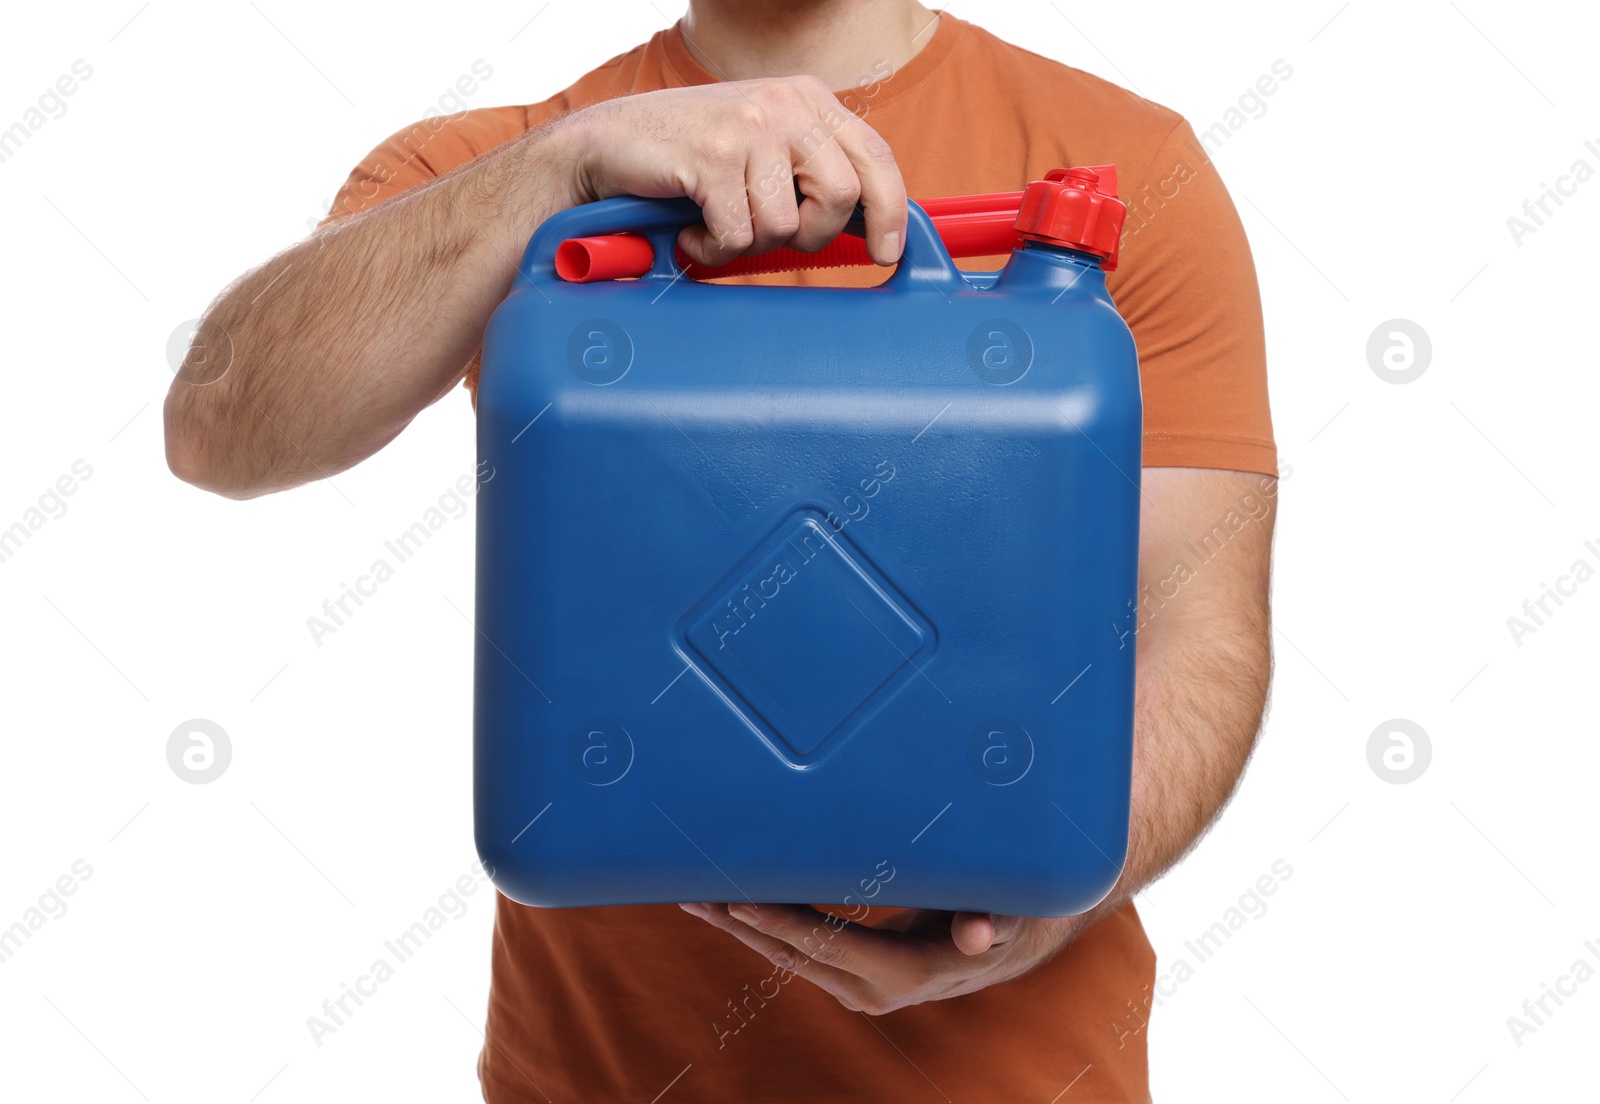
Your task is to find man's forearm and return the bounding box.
[1112,621,1271,911]
[164,118,584,499]
[1077,467,1276,928]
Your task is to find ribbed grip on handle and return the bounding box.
[674,232,877,279]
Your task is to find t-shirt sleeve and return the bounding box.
[1109,119,1277,476]
[313,107,537,396]
[315,108,530,227]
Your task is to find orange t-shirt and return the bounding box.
[320,15,1275,1103]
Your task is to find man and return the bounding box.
[165,1,1277,1099]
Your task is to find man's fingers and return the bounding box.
[721,902,965,998]
[683,902,1040,1013]
[572,78,905,267]
[646,81,904,269]
[745,155,803,256]
[726,904,876,975]
[825,113,906,266]
[951,912,1028,956]
[786,137,862,254]
[680,903,876,1010]
[680,183,755,267]
[951,912,998,955]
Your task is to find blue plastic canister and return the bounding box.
[474,167,1140,918]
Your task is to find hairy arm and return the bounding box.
[1073,465,1276,927]
[162,122,585,499]
[164,77,906,501]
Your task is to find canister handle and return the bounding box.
[519,196,964,290]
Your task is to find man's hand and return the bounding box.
[167,77,907,499]
[680,902,1092,1015]
[566,77,907,267]
[682,468,1276,1012]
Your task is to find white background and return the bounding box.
[1,1,1595,1101]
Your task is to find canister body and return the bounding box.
[475,200,1141,918]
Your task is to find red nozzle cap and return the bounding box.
[1014,166,1127,271]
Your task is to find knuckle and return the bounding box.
[907,958,941,991]
[784,73,831,98]
[856,993,893,1017]
[768,949,803,974]
[806,76,837,101]
[718,220,754,251]
[793,122,833,164]
[763,206,801,239]
[731,101,768,133]
[857,129,896,164]
[806,939,844,967]
[753,163,791,201]
[809,175,860,212]
[699,132,747,170]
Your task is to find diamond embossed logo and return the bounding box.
[677,508,935,766]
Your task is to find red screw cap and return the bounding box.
[1014,166,1127,271]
